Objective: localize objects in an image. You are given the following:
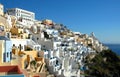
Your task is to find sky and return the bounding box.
[0,0,120,44]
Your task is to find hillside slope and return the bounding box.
[85,50,120,77]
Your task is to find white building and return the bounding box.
[11,39,41,51]
[4,14,12,28]
[0,36,12,63]
[7,8,35,28]
[0,3,4,16]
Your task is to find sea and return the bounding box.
[105,44,120,55]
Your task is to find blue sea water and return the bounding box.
[105,44,120,55]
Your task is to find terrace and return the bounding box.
[0,65,24,77]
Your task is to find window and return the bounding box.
[37,37,39,40]
[7,33,10,38]
[37,47,39,50]
[3,53,6,62]
[20,31,23,34]
[10,52,12,60]
[13,44,15,46]
[7,52,9,57]
[19,44,22,51]
[0,26,4,32]
[21,35,23,38]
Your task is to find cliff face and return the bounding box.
[85,50,120,77]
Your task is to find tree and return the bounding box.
[30,60,36,67]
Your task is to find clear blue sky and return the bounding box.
[1,0,120,44]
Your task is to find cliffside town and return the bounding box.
[0,4,108,77]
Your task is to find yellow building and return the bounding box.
[0,4,3,16]
[11,46,46,77]
[42,19,53,26]
[11,46,37,69]
[0,23,5,36]
[0,40,5,64]
[19,50,38,69]
[10,26,29,39]
[10,27,23,35]
[0,15,11,34]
